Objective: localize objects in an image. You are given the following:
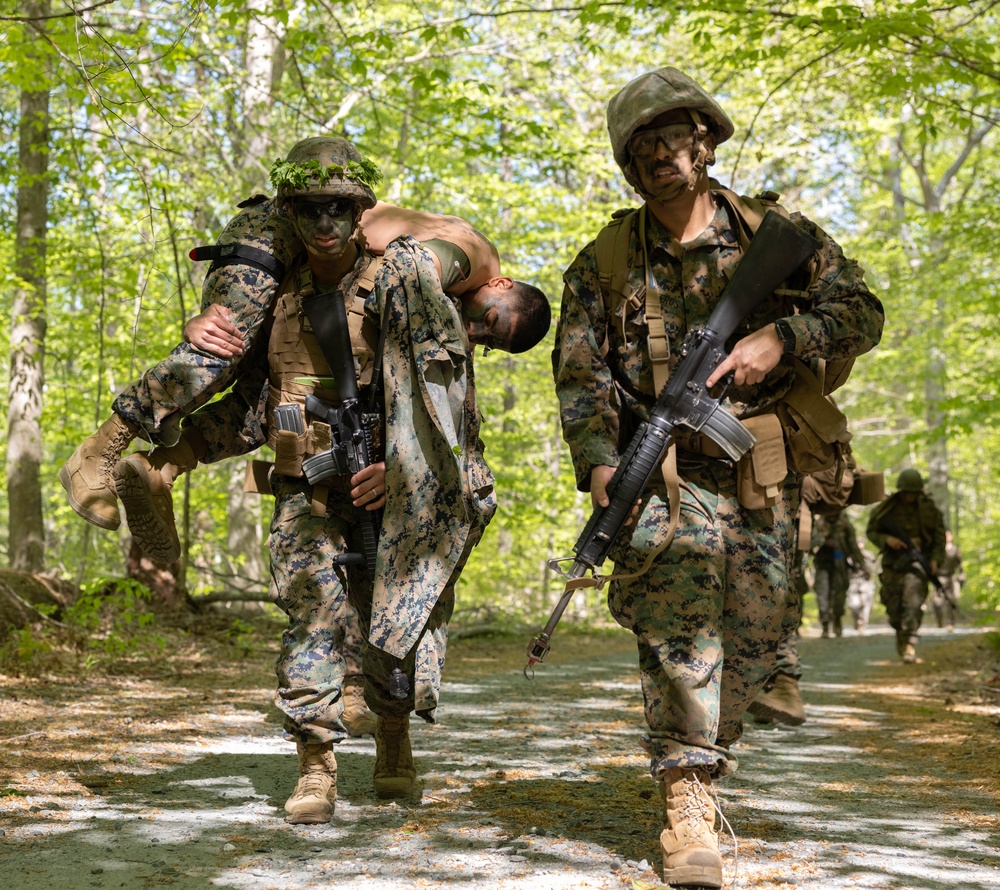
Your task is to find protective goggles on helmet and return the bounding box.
[627,122,697,159]
[292,197,356,220]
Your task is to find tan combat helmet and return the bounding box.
[606,67,735,190]
[269,136,381,209]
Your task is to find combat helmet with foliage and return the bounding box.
[269,137,381,209]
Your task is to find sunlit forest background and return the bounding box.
[2,0,998,639]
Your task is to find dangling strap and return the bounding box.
[595,442,682,587]
[589,209,682,587]
[639,207,672,395]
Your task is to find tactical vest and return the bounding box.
[593,180,854,396]
[266,255,384,478]
[586,185,860,578]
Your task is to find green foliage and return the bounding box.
[0,577,164,672]
[267,156,384,192]
[4,0,1000,617]
[67,577,164,657]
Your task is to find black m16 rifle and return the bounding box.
[877,516,945,593]
[300,291,383,574]
[525,210,821,676]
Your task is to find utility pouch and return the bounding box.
[737,413,788,510]
[776,371,851,474]
[243,459,274,496]
[271,402,306,476]
[273,429,304,477]
[849,469,885,505]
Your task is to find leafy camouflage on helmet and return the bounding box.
[270,136,381,208]
[896,468,924,492]
[607,66,735,174]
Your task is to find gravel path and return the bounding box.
[1,626,998,889]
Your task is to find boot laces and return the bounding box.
[101,425,134,478]
[295,769,332,799]
[703,776,739,889]
[678,773,713,823]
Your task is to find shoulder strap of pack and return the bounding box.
[710,178,789,251]
[594,208,644,359]
[189,242,287,282]
[713,181,851,393]
[355,254,384,301]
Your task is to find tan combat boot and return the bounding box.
[745,672,806,726]
[902,642,918,663]
[373,714,416,798]
[342,675,377,738]
[59,413,140,530]
[284,741,337,824]
[113,433,199,564]
[659,767,723,889]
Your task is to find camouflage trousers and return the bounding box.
[929,577,960,628]
[607,457,795,778]
[268,565,366,681]
[813,559,850,627]
[112,264,276,445]
[878,568,928,649]
[270,477,453,743]
[770,544,808,679]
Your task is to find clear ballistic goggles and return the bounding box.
[628,122,697,159]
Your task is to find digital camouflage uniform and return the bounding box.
[768,517,810,682]
[554,199,883,778]
[866,490,946,654]
[182,237,493,739]
[811,510,865,635]
[845,548,877,631]
[112,199,297,444]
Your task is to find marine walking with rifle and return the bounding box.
[88,135,550,826]
[549,67,884,888]
[57,134,551,799]
[866,468,947,663]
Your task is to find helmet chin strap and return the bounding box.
[687,109,714,186]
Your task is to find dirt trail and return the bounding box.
[1,625,998,889]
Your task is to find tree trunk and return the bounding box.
[213,1,285,589]
[8,5,51,573]
[243,0,285,165]
[0,569,76,641]
[224,463,267,597]
[125,543,188,609]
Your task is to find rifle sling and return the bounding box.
[594,444,681,588]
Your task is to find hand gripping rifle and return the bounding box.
[877,516,945,593]
[525,211,821,676]
[300,290,384,575]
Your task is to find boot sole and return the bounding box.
[114,459,180,563]
[285,809,334,824]
[662,865,723,888]
[59,464,121,530]
[745,699,806,727]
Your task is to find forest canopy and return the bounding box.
[2,0,998,619]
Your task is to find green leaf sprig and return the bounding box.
[268,156,384,192]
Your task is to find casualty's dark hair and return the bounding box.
[507,281,552,354]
